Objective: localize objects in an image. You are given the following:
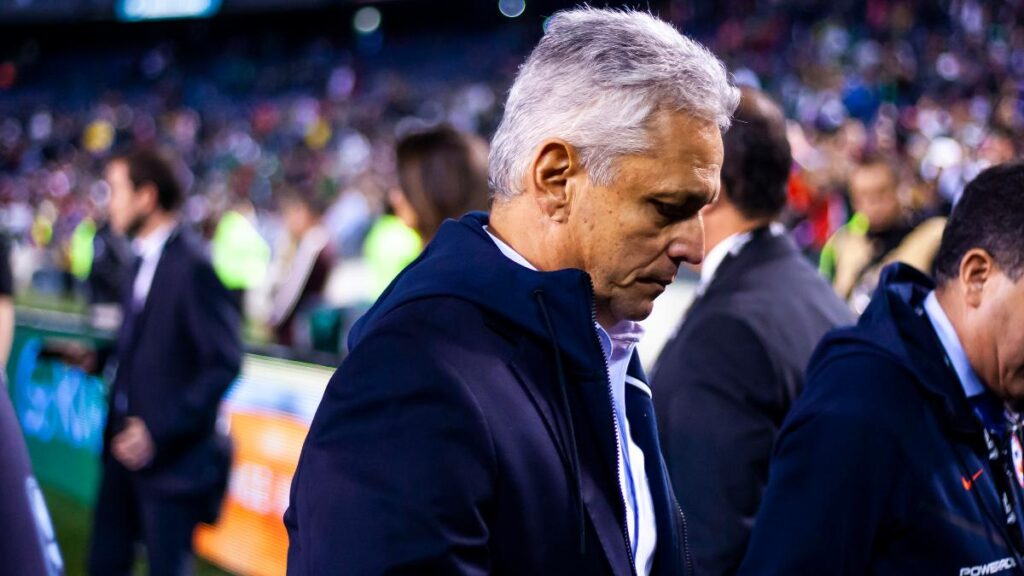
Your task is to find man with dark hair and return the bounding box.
[89,149,242,576]
[820,155,946,313]
[740,162,1024,574]
[651,87,852,576]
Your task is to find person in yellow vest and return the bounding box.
[820,156,946,313]
[210,206,270,313]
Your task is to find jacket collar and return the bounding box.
[349,212,610,377]
[810,263,982,435]
[701,225,797,300]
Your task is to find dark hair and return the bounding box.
[111,148,184,212]
[396,125,490,239]
[934,162,1024,284]
[720,87,792,220]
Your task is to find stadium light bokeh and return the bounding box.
[498,0,525,18]
[353,7,382,34]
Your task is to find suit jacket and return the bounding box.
[105,226,242,500]
[651,227,853,576]
[285,212,692,575]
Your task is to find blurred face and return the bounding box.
[105,159,153,237]
[850,163,902,232]
[980,134,1015,166]
[566,111,722,326]
[961,265,1024,404]
[282,199,314,241]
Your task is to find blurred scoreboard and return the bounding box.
[0,0,340,22]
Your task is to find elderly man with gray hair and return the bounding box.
[285,7,737,575]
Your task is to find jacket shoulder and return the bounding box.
[797,338,925,427]
[357,296,505,354]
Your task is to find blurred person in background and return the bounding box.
[392,124,491,241]
[268,184,332,348]
[285,8,738,574]
[210,201,271,315]
[0,232,14,369]
[1,229,62,574]
[820,156,947,313]
[363,124,491,298]
[1,386,65,576]
[651,88,853,576]
[89,149,241,576]
[979,126,1020,168]
[741,161,1024,575]
[70,215,134,331]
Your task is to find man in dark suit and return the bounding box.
[651,88,853,576]
[88,149,242,576]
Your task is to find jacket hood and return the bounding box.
[348,212,605,374]
[808,263,978,434]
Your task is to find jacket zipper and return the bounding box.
[587,278,638,576]
[674,495,694,576]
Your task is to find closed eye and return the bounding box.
[651,197,706,222]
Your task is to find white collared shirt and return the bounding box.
[131,222,176,309]
[923,291,985,399]
[485,226,657,575]
[698,223,786,295]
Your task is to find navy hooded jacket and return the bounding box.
[739,264,1024,575]
[285,212,692,575]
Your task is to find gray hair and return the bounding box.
[488,7,739,200]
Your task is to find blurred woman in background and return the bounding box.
[364,125,491,297]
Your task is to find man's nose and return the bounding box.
[666,216,705,266]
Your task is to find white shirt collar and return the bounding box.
[923,291,986,398]
[698,223,786,293]
[132,222,176,262]
[699,231,753,290]
[484,225,538,271]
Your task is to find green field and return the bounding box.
[43,486,234,576]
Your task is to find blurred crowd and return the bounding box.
[0,0,1021,353]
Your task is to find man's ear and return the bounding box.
[527,139,581,223]
[959,248,995,309]
[702,181,728,216]
[137,182,160,213]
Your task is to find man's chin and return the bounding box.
[615,300,656,324]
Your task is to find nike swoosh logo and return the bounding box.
[962,468,985,491]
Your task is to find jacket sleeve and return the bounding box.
[285,324,496,576]
[653,314,783,576]
[737,353,903,575]
[148,258,242,453]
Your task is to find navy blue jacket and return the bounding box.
[285,212,692,575]
[105,227,241,504]
[739,264,1024,575]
